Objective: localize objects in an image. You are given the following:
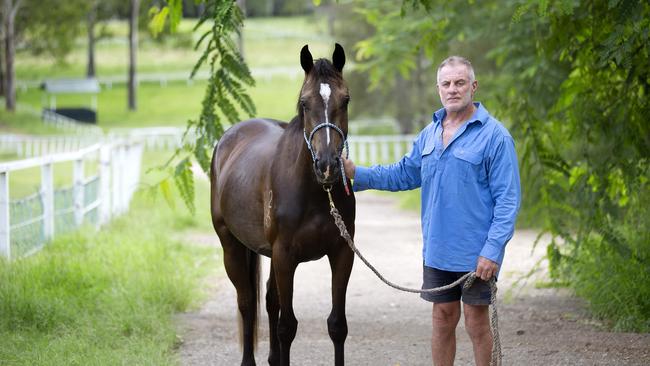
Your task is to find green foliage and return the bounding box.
[174,157,196,214]
[147,0,256,214]
[0,182,218,364]
[355,0,650,330]
[331,0,438,133]
[16,0,91,61]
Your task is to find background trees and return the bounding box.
[352,0,649,330]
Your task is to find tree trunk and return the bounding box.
[86,4,97,78]
[395,73,413,134]
[0,32,5,96]
[127,0,139,111]
[3,0,18,112]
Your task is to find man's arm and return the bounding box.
[477,134,521,279]
[344,136,424,192]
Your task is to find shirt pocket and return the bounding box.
[421,142,437,182]
[452,148,485,184]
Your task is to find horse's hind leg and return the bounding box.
[216,224,260,366]
[327,248,354,366]
[265,263,280,365]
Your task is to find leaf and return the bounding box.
[159,178,176,209]
[148,6,169,38]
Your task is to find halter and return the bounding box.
[303,122,351,195]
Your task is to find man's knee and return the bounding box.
[432,302,461,331]
[463,304,490,339]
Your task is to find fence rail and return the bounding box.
[2,127,416,165]
[0,140,143,260]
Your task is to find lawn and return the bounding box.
[0,146,219,365]
[15,76,304,129]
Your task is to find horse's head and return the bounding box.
[299,43,350,186]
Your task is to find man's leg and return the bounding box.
[431,301,461,366]
[463,303,492,366]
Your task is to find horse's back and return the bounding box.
[211,118,285,255]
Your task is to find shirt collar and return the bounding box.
[432,102,488,126]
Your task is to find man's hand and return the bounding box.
[475,256,499,281]
[342,156,356,179]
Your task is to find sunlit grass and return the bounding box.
[0,160,219,365]
[15,74,303,129]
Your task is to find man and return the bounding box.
[343,56,521,366]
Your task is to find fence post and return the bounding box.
[73,158,84,226]
[41,162,54,240]
[99,145,112,225]
[359,140,367,165]
[0,171,10,259]
[380,139,389,163]
[394,140,403,161]
[112,144,122,215]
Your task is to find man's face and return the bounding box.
[437,64,477,113]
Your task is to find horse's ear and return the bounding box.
[333,43,345,72]
[300,45,313,74]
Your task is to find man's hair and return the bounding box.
[437,56,475,84]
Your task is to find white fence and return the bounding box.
[15,67,303,91]
[348,135,415,165]
[1,127,416,165]
[0,134,101,158]
[0,140,143,260]
[41,109,104,136]
[0,127,415,260]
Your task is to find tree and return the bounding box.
[356,0,650,331]
[2,0,21,111]
[128,0,140,110]
[2,0,90,110]
[85,0,114,78]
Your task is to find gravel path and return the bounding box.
[176,193,650,366]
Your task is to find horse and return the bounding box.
[210,44,355,366]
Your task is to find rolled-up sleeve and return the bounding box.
[353,136,423,192]
[480,135,521,263]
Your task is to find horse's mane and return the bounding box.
[311,59,339,81]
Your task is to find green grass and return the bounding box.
[0,109,62,135]
[0,171,219,365]
[15,75,304,130]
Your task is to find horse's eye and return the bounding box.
[341,96,350,109]
[300,99,309,111]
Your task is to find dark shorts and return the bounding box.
[420,265,492,305]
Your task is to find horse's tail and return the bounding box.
[237,248,261,351]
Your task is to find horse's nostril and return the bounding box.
[317,159,328,173]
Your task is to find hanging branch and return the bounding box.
[149,0,255,214]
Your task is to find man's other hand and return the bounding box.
[475,256,499,281]
[342,156,356,179]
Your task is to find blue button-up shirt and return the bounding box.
[353,102,521,272]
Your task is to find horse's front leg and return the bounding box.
[272,250,298,366]
[266,262,280,366]
[327,246,354,366]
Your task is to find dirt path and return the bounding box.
[176,193,650,366]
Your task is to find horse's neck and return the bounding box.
[274,117,321,191]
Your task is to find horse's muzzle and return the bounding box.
[313,157,341,185]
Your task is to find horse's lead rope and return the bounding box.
[324,188,502,366]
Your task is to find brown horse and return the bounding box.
[210,44,355,366]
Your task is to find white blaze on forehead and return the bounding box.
[320,83,331,145]
[319,83,331,102]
